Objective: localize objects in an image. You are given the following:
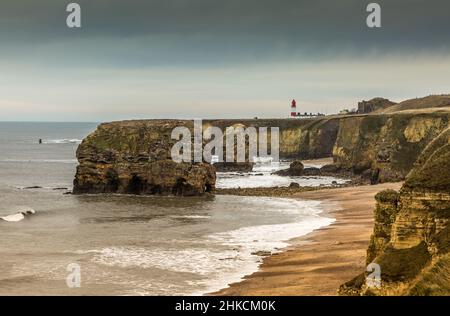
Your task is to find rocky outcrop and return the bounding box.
[302,167,322,176]
[73,96,450,196]
[210,102,449,183]
[73,120,216,196]
[291,118,340,159]
[272,161,322,177]
[273,160,304,176]
[216,106,448,184]
[357,98,396,114]
[332,111,450,183]
[365,189,400,264]
[206,118,339,160]
[340,127,450,296]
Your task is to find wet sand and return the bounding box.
[212,182,402,296]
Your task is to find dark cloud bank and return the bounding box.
[0,1,449,121]
[1,0,449,66]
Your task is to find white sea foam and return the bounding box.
[78,198,334,295]
[252,160,326,173]
[170,215,212,219]
[41,139,82,144]
[1,159,77,164]
[200,199,335,294]
[217,159,348,189]
[252,160,288,173]
[1,207,36,222]
[1,213,25,222]
[302,162,327,168]
[216,173,348,188]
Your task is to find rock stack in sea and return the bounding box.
[73,120,216,196]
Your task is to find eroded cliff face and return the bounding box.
[73,117,344,196]
[216,110,449,184]
[340,127,450,296]
[205,118,339,159]
[332,112,450,183]
[73,120,216,196]
[73,104,450,196]
[295,118,340,159]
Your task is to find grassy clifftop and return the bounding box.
[377,95,450,114]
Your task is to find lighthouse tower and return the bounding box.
[291,99,297,117]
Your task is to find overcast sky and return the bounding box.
[0,0,449,121]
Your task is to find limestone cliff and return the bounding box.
[205,118,339,159]
[332,111,450,183]
[73,120,216,196]
[73,96,450,196]
[340,127,450,295]
[209,105,449,183]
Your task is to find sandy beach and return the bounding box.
[213,182,403,296]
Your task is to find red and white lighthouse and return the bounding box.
[291,99,297,117]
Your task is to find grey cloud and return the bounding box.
[1,0,450,122]
[0,0,449,67]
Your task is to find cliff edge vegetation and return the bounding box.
[376,95,450,114]
[339,127,450,295]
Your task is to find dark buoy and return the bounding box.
[39,139,42,144]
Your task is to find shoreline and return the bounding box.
[211,182,402,296]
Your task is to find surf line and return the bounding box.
[1,208,35,222]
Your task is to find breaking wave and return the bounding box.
[1,159,77,164]
[40,139,82,144]
[1,207,36,222]
[74,198,335,295]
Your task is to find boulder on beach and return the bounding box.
[320,164,341,174]
[302,167,322,176]
[274,160,304,176]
